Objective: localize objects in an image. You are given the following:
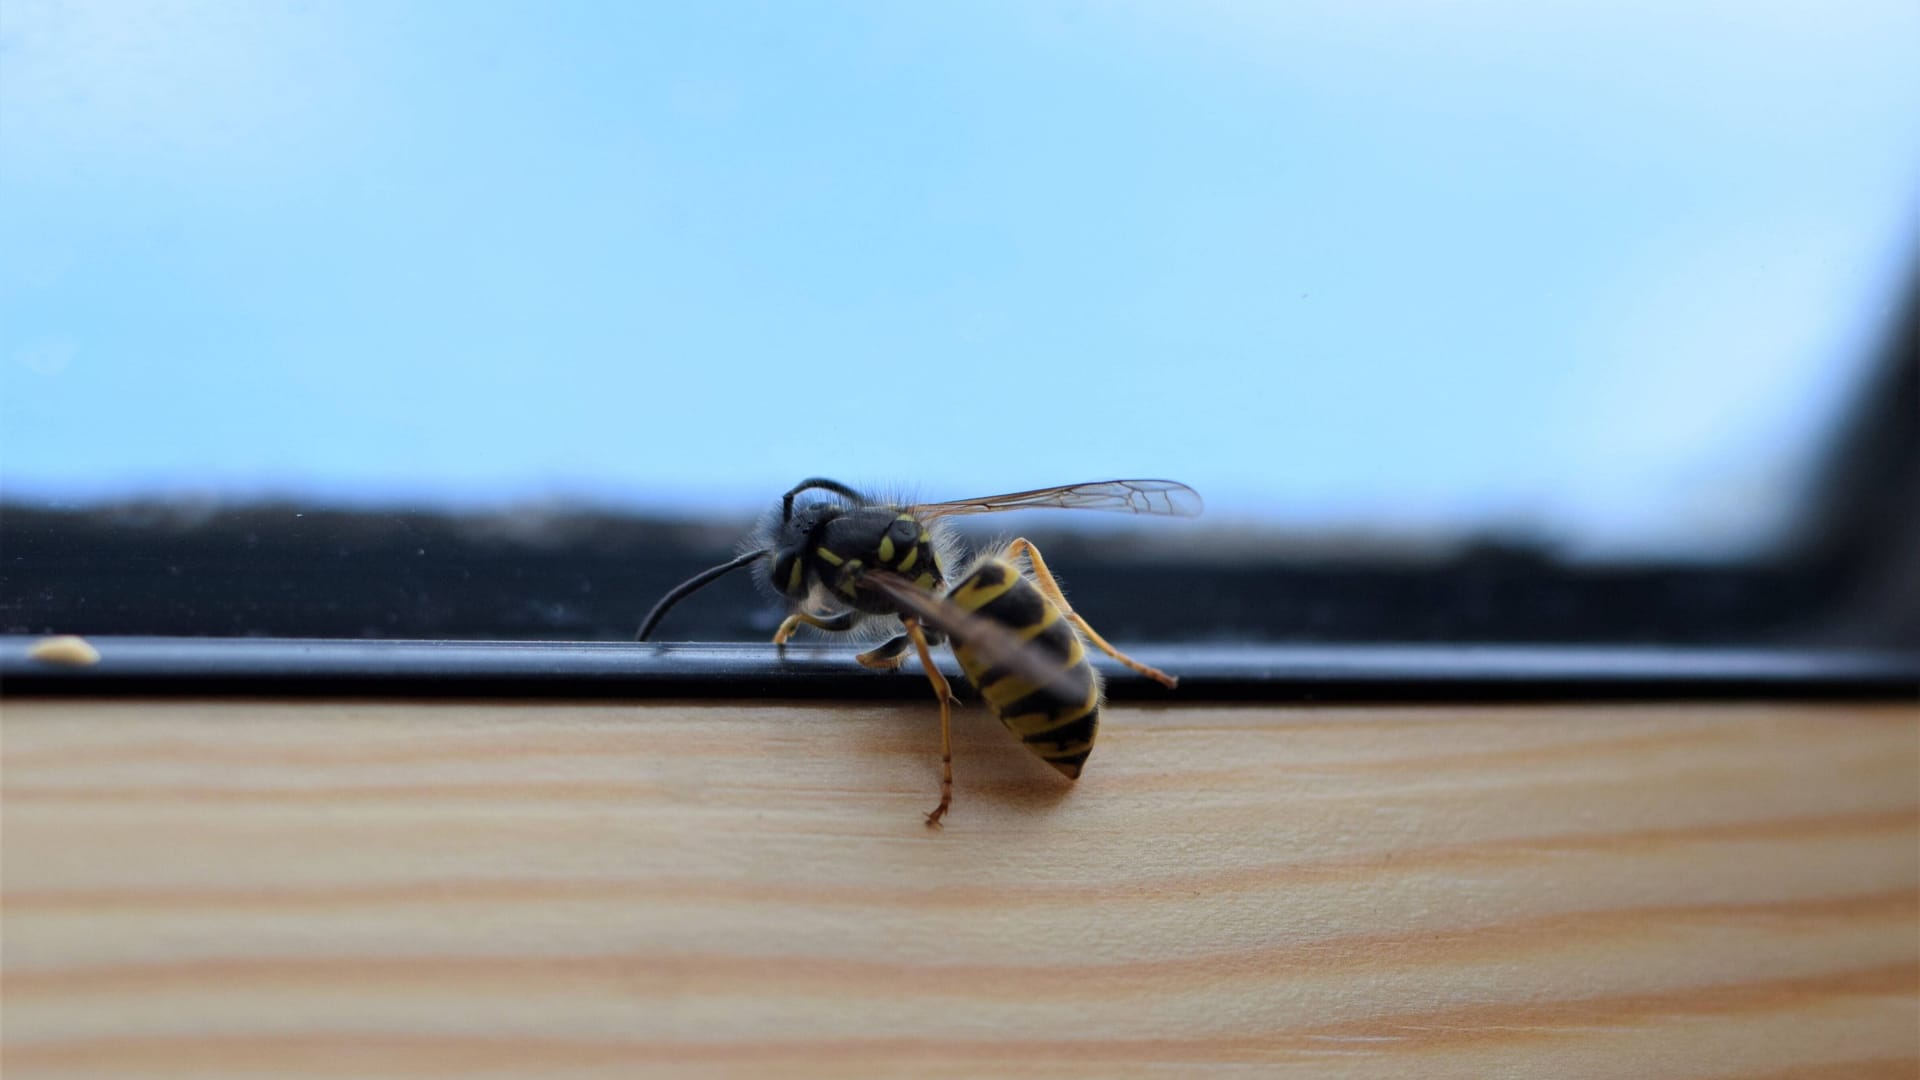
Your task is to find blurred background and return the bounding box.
[3,1,1916,646]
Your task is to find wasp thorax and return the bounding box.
[792,507,942,612]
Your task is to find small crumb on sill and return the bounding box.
[27,635,102,666]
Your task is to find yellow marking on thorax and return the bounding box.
[878,535,895,563]
[814,547,844,566]
[834,558,864,599]
[896,545,918,572]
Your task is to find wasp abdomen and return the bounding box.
[948,558,1101,780]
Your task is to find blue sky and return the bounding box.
[3,1,1917,557]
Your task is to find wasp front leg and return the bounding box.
[772,609,860,645]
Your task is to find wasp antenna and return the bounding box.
[635,549,770,641]
[781,477,867,521]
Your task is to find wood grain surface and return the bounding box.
[2,698,1916,1078]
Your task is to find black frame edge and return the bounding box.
[3,637,1915,703]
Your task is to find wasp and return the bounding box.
[636,478,1202,825]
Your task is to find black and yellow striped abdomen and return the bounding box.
[947,557,1100,779]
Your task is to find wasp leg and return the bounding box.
[902,616,958,827]
[773,609,860,645]
[1006,537,1179,689]
[856,634,912,670]
[857,626,947,670]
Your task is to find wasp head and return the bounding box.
[765,496,846,602]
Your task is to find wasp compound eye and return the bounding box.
[769,551,804,596]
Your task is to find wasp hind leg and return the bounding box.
[772,609,860,645]
[901,616,958,827]
[1006,537,1179,689]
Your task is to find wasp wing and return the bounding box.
[858,571,1085,699]
[910,479,1202,522]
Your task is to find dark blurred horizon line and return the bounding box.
[0,491,1825,570]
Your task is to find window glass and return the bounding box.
[3,3,1916,643]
